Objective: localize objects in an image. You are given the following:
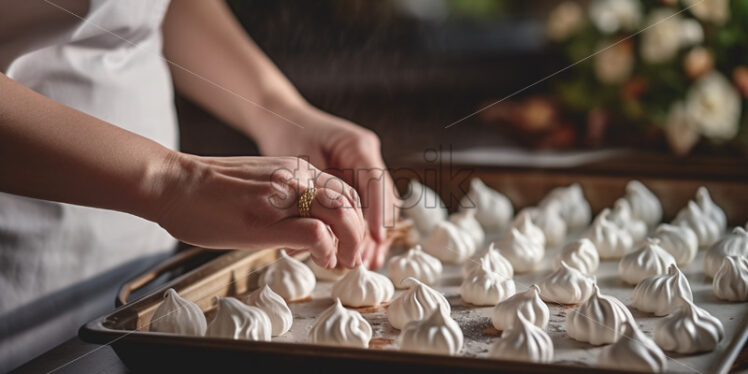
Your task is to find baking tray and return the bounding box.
[80,169,748,373]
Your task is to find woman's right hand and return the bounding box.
[146,153,367,269]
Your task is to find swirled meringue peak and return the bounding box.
[713,256,748,301]
[309,299,372,348]
[422,221,474,264]
[387,277,450,330]
[398,304,463,355]
[461,257,516,306]
[632,264,693,316]
[512,210,548,249]
[598,320,667,373]
[609,199,649,244]
[260,250,316,301]
[245,285,293,336]
[150,288,207,336]
[205,297,271,341]
[462,242,514,278]
[491,284,549,331]
[584,209,634,260]
[566,284,634,345]
[401,180,447,236]
[538,261,595,304]
[673,201,721,247]
[307,260,348,282]
[654,298,724,354]
[618,238,676,285]
[624,180,663,228]
[704,227,748,277]
[540,183,591,231]
[459,178,514,233]
[695,186,727,232]
[387,245,443,288]
[497,228,545,273]
[653,223,698,266]
[489,313,554,363]
[524,203,567,248]
[331,265,394,307]
[449,210,485,250]
[554,238,600,274]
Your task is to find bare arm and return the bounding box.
[0,73,172,221]
[162,0,400,268]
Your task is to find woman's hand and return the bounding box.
[252,101,400,269]
[148,153,368,269]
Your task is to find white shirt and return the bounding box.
[0,0,178,315]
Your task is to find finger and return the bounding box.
[360,236,377,269]
[314,171,366,230]
[266,218,338,268]
[357,168,398,243]
[311,188,365,268]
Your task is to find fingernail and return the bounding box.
[373,226,385,242]
[328,255,337,269]
[354,253,363,267]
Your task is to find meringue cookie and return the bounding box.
[540,183,591,230]
[695,186,727,231]
[401,180,447,236]
[449,210,485,249]
[653,223,698,266]
[245,285,293,336]
[307,260,348,282]
[459,178,514,233]
[205,297,271,341]
[538,261,595,304]
[387,277,450,330]
[704,227,748,277]
[609,199,648,244]
[461,257,516,306]
[654,299,724,353]
[624,180,663,227]
[566,284,634,345]
[150,288,207,336]
[398,305,463,355]
[525,202,567,248]
[618,238,676,285]
[260,250,316,301]
[598,320,667,373]
[497,228,544,273]
[422,221,474,263]
[554,238,600,274]
[387,245,443,288]
[513,210,548,248]
[713,256,748,301]
[632,264,693,316]
[491,284,549,331]
[584,209,634,260]
[309,299,372,348]
[673,201,721,247]
[489,313,554,363]
[331,265,394,307]
[462,242,514,278]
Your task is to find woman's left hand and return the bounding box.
[253,101,399,269]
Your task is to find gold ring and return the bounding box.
[298,187,317,217]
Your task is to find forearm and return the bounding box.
[162,0,306,142]
[0,73,176,221]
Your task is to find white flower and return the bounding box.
[685,0,729,24]
[547,1,585,41]
[679,18,704,47]
[641,9,682,64]
[686,72,742,140]
[664,102,699,156]
[594,41,634,84]
[589,0,643,34]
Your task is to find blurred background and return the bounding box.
[179,0,748,172]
